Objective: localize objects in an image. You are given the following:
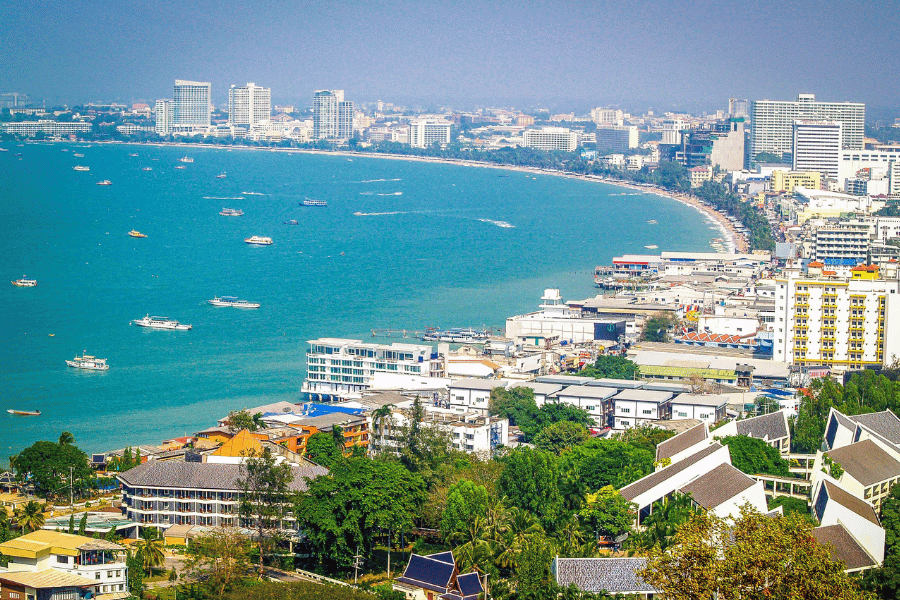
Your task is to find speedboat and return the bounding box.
[131,314,192,330]
[244,236,273,245]
[66,351,109,371]
[128,230,148,238]
[73,153,84,158]
[216,172,226,179]
[128,153,138,157]
[96,180,112,186]
[7,409,40,416]
[178,156,194,163]
[175,165,186,170]
[11,276,37,287]
[301,198,327,207]
[284,219,300,225]
[208,296,261,308]
[220,208,243,216]
[73,165,90,171]
[142,167,152,171]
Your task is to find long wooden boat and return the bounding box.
[7,409,41,416]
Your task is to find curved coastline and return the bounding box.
[91,139,746,254]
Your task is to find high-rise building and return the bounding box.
[728,98,749,118]
[792,120,842,179]
[773,265,900,371]
[594,125,638,153]
[154,99,173,135]
[749,94,864,164]
[408,120,452,148]
[522,127,578,152]
[228,83,271,127]
[173,79,211,127]
[678,118,746,171]
[590,107,624,126]
[313,90,354,140]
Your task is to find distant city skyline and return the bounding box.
[1,0,898,117]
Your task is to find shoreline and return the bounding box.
[84,139,746,254]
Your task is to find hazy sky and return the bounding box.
[2,0,898,115]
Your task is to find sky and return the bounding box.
[1,0,898,116]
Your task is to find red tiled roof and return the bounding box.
[679,331,756,344]
[851,264,879,272]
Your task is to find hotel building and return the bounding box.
[173,79,211,128]
[749,94,864,164]
[313,90,354,140]
[595,125,639,153]
[227,82,271,128]
[773,265,900,371]
[1,120,91,136]
[154,99,173,135]
[523,127,578,152]
[792,120,842,180]
[408,119,452,148]
[302,338,446,398]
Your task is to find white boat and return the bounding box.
[73,165,90,172]
[73,153,84,158]
[208,296,260,308]
[142,167,152,171]
[66,351,109,371]
[301,198,327,207]
[128,153,138,157]
[96,180,112,186]
[11,276,37,287]
[178,156,194,163]
[216,172,226,179]
[220,208,244,216]
[131,314,192,330]
[244,236,273,246]
[645,245,658,249]
[175,165,186,170]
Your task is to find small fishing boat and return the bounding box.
[7,409,41,416]
[179,156,194,163]
[645,245,659,249]
[66,351,109,371]
[11,276,37,287]
[128,230,148,238]
[284,219,300,225]
[73,153,84,158]
[96,180,112,186]
[245,236,273,246]
[73,165,90,172]
[216,172,226,179]
[142,167,152,171]
[128,153,138,157]
[220,208,243,216]
[175,165,186,170]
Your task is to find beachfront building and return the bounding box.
[523,127,578,152]
[228,82,271,128]
[792,120,842,180]
[173,80,211,128]
[154,99,173,135]
[678,118,746,171]
[505,289,627,346]
[773,265,900,370]
[594,125,638,153]
[0,530,128,598]
[771,170,822,192]
[408,119,452,148]
[117,460,327,530]
[749,93,864,164]
[1,120,91,136]
[313,90,354,140]
[302,338,447,400]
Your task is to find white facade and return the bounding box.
[228,82,271,127]
[590,107,624,126]
[154,99,173,135]
[669,394,728,424]
[838,150,900,192]
[773,270,900,370]
[376,406,508,455]
[792,120,842,179]
[173,79,211,127]
[612,390,673,430]
[1,120,91,136]
[750,94,864,162]
[303,338,445,397]
[811,475,885,564]
[408,119,452,148]
[523,127,578,152]
[595,125,638,152]
[552,385,617,427]
[505,289,626,345]
[313,90,354,140]
[448,379,509,415]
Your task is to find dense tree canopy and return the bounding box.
[533,421,590,454]
[490,387,593,442]
[720,435,791,477]
[576,355,638,380]
[12,438,92,500]
[559,438,654,495]
[497,448,564,532]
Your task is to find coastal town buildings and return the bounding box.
[1,120,91,136]
[227,82,271,128]
[594,125,638,153]
[408,119,452,148]
[172,79,211,128]
[313,90,354,140]
[792,120,842,180]
[522,127,578,152]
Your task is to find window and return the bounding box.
[96,573,101,580]
[57,555,69,564]
[108,571,115,578]
[620,407,630,414]
[700,413,709,419]
[642,409,652,415]
[677,411,688,417]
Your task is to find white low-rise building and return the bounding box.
[448,378,509,415]
[669,393,728,424]
[612,389,673,430]
[812,475,885,567]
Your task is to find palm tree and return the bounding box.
[134,527,166,574]
[331,425,346,452]
[58,431,75,445]
[628,493,699,551]
[250,412,264,431]
[371,405,394,454]
[17,501,45,533]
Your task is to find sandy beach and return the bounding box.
[98,139,747,254]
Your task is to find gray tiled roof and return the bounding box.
[621,443,724,501]
[818,480,880,526]
[553,385,618,400]
[553,557,657,594]
[671,393,730,408]
[612,389,673,404]
[736,410,789,441]
[678,463,755,510]
[449,378,507,391]
[656,422,708,463]
[117,460,327,492]
[508,381,565,396]
[812,524,877,571]
[850,410,900,445]
[826,440,900,487]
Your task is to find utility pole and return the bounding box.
[69,466,74,507]
[352,545,362,584]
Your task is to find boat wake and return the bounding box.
[477,218,515,228]
[203,196,245,200]
[242,191,265,196]
[359,191,375,196]
[359,178,402,183]
[376,191,403,196]
[354,211,404,216]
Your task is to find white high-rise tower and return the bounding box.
[228,83,271,127]
[173,79,211,128]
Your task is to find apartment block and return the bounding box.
[523,127,578,152]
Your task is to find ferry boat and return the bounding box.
[96,180,112,186]
[73,165,90,171]
[131,314,192,330]
[220,208,244,216]
[284,219,300,225]
[422,327,491,343]
[142,167,152,171]
[128,230,147,238]
[0,148,9,152]
[244,236,273,246]
[208,296,261,309]
[7,409,40,416]
[66,351,109,371]
[11,276,37,287]
[178,156,194,163]
[216,172,227,179]
[301,198,327,207]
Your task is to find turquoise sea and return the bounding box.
[0,142,718,457]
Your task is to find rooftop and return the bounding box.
[553,557,657,594]
[812,524,877,571]
[117,460,327,492]
[0,530,123,560]
[449,378,508,391]
[671,393,730,408]
[656,422,708,463]
[0,569,100,589]
[621,443,724,501]
[826,440,900,487]
[679,463,755,510]
[850,410,900,446]
[612,389,673,404]
[553,385,618,400]
[735,410,790,441]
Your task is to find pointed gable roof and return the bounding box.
[396,552,457,594]
[212,429,263,457]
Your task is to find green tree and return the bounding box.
[126,549,144,595]
[533,421,589,454]
[560,438,654,496]
[67,514,75,534]
[305,432,343,468]
[579,485,636,540]
[627,493,700,552]
[862,483,900,597]
[577,355,638,380]
[12,439,92,500]
[237,447,295,573]
[58,431,75,445]
[186,528,251,599]
[16,501,45,533]
[641,508,870,600]
[78,513,87,536]
[720,435,791,476]
[498,447,563,531]
[134,527,165,574]
[641,311,678,342]
[371,405,394,454]
[515,534,553,597]
[222,410,263,433]
[441,480,491,542]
